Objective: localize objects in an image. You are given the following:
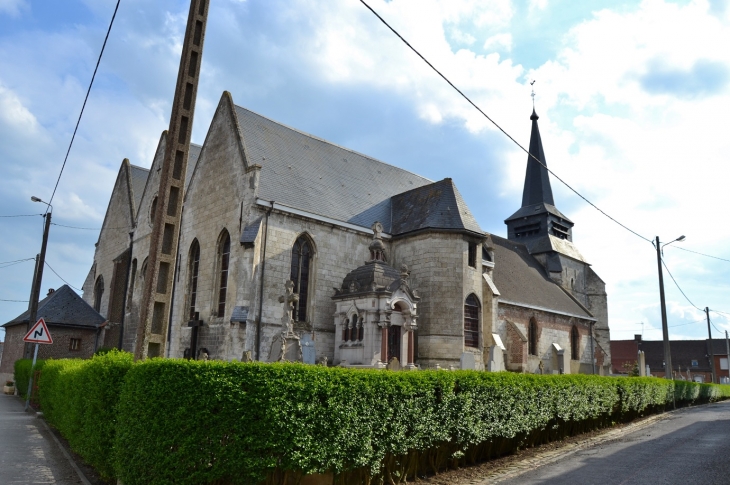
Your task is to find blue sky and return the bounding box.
[1,0,729,343]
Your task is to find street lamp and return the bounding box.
[25,196,53,359]
[655,235,685,380]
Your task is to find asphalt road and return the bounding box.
[501,400,730,485]
[0,394,85,484]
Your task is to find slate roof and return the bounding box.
[234,105,444,233]
[240,216,263,245]
[491,235,593,319]
[2,285,105,329]
[129,164,149,215]
[638,339,714,373]
[522,109,554,207]
[390,178,482,236]
[708,338,729,356]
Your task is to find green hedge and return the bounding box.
[38,350,133,480]
[13,358,46,398]
[112,361,730,485]
[31,356,730,484]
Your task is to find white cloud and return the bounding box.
[0,0,26,17]
[483,33,512,52]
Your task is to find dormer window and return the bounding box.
[482,247,492,262]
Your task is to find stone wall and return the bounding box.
[82,162,135,322]
[498,303,594,374]
[391,233,485,369]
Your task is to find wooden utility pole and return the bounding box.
[134,0,209,360]
[706,307,716,384]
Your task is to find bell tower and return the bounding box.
[505,108,575,249]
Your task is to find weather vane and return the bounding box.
[530,80,536,108]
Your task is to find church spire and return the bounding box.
[521,108,555,207]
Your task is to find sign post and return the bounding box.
[22,318,53,411]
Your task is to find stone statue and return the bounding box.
[278,279,299,334]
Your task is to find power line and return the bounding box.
[52,222,103,231]
[668,318,705,328]
[669,246,730,263]
[359,0,653,244]
[660,258,701,311]
[0,257,35,265]
[0,299,28,303]
[44,261,82,292]
[45,0,121,211]
[0,214,42,218]
[0,259,35,270]
[712,309,730,318]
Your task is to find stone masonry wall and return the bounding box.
[391,233,484,369]
[498,303,594,374]
[82,162,135,322]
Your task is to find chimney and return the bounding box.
[634,334,642,342]
[47,288,55,296]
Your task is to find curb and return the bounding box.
[32,409,93,485]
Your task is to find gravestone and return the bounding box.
[241,350,252,363]
[460,352,476,370]
[488,333,506,372]
[387,357,400,371]
[301,334,316,365]
[488,345,505,372]
[637,350,646,376]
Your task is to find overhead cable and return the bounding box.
[660,258,701,311]
[358,0,653,244]
[44,261,82,292]
[45,0,121,211]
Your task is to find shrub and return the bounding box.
[13,358,46,398]
[38,350,133,480]
[113,362,729,485]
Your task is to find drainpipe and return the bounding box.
[255,201,274,361]
[117,231,134,350]
[590,321,596,375]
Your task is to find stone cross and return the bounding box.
[278,280,299,333]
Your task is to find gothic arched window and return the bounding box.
[290,235,313,322]
[93,275,104,313]
[571,325,580,360]
[217,230,231,317]
[464,294,480,348]
[188,240,200,321]
[127,259,137,311]
[528,318,538,356]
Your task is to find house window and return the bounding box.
[528,318,538,356]
[188,240,200,321]
[571,326,580,360]
[290,236,313,322]
[69,338,81,351]
[721,358,728,371]
[93,276,104,312]
[464,294,480,348]
[691,359,698,367]
[217,230,231,317]
[468,243,477,268]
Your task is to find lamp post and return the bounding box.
[655,235,685,380]
[25,196,52,359]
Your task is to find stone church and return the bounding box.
[83,91,611,374]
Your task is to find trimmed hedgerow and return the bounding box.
[38,350,133,480]
[13,358,46,398]
[111,361,730,485]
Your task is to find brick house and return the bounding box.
[611,335,730,383]
[83,94,611,373]
[0,285,106,380]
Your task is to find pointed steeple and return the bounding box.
[521,109,554,207]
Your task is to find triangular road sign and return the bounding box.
[23,318,53,344]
